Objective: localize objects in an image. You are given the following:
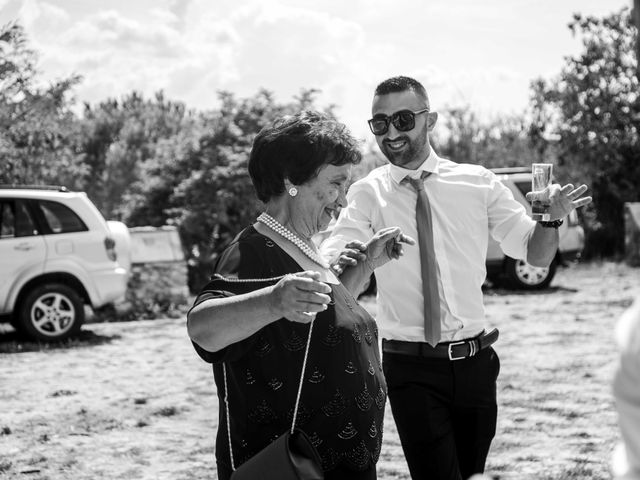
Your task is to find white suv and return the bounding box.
[486,167,585,289]
[0,186,129,341]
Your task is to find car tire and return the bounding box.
[485,274,504,288]
[17,283,85,342]
[9,315,22,331]
[504,257,557,290]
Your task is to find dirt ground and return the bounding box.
[1,261,638,480]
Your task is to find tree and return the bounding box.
[0,22,35,101]
[431,105,541,168]
[529,7,640,258]
[122,88,333,292]
[78,91,189,219]
[0,22,85,186]
[635,0,640,74]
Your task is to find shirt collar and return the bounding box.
[388,149,440,184]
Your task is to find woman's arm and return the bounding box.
[338,247,374,296]
[187,272,332,352]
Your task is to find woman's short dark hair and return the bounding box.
[249,110,362,203]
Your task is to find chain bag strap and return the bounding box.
[217,273,323,479]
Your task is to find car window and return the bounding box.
[38,200,88,234]
[0,202,14,238]
[514,181,531,198]
[0,199,38,238]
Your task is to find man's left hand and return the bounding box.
[526,183,592,221]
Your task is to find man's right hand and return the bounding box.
[365,227,415,270]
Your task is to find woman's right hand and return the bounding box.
[269,271,333,323]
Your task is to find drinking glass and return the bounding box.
[531,163,553,221]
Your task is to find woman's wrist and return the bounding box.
[365,257,376,273]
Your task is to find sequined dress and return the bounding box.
[191,226,386,475]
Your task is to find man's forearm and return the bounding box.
[526,223,559,267]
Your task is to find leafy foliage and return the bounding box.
[0,22,85,186]
[529,7,640,258]
[124,89,335,291]
[78,91,189,219]
[431,105,542,168]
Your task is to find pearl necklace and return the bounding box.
[257,212,329,269]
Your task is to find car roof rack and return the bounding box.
[0,184,69,192]
[490,167,531,174]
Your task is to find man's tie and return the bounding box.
[406,172,441,346]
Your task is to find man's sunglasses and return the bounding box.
[368,108,430,136]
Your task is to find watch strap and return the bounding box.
[538,219,564,228]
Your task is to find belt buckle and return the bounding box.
[447,341,467,361]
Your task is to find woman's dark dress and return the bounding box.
[191,226,386,478]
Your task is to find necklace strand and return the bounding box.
[257,212,329,268]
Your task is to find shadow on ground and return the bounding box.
[482,285,579,295]
[0,328,119,354]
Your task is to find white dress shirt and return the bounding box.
[321,151,536,342]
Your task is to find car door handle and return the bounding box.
[14,243,34,251]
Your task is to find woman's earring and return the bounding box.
[288,187,298,197]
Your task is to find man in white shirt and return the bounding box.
[321,76,592,480]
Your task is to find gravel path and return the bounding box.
[1,261,637,479]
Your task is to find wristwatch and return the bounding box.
[538,219,564,229]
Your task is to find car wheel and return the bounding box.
[485,274,503,289]
[18,283,85,342]
[504,257,557,290]
[9,315,21,331]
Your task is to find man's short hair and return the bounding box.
[249,110,362,203]
[374,76,429,106]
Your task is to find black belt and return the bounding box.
[382,328,499,361]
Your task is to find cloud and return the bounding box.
[10,0,625,138]
[16,0,70,32]
[60,10,184,58]
[152,0,372,112]
[31,6,195,104]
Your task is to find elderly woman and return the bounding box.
[187,111,413,480]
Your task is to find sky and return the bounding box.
[0,0,631,139]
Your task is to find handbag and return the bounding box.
[224,309,324,480]
[228,429,323,480]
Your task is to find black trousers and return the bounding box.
[383,346,500,480]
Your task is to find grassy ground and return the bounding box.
[0,261,637,479]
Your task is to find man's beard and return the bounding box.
[381,128,428,168]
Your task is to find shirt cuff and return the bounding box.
[499,215,536,260]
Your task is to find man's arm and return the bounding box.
[526,223,559,267]
[525,183,592,267]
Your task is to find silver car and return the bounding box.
[0,186,129,341]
